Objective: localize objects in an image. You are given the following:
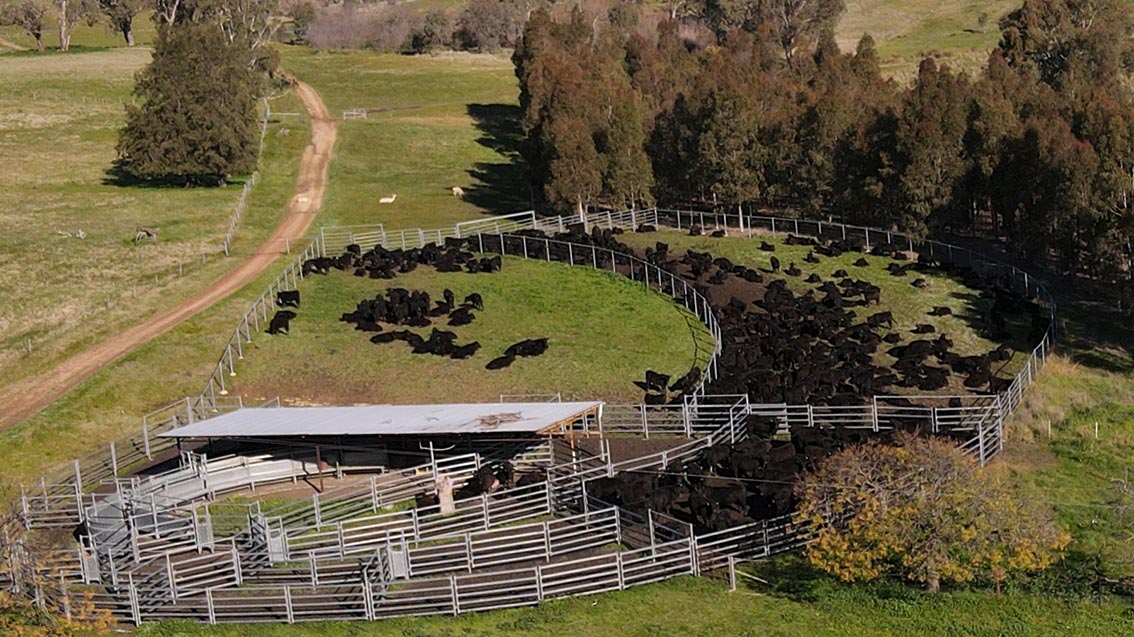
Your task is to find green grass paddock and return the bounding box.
[133,570,1134,637]
[230,256,712,405]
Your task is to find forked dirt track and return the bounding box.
[0,78,337,430]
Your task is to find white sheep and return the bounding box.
[379,194,397,204]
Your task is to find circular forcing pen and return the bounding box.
[1,210,1056,626]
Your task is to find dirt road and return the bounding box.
[0,38,28,51]
[0,79,337,430]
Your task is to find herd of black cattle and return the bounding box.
[264,223,1047,531]
[269,241,550,369]
[506,223,1044,407]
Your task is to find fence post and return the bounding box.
[728,556,737,592]
[616,551,626,590]
[73,460,83,495]
[232,543,243,585]
[978,418,986,467]
[206,588,216,624]
[361,568,373,620]
[166,553,177,603]
[688,535,699,576]
[648,511,656,555]
[612,507,624,547]
[450,575,460,615]
[128,577,141,626]
[465,532,474,573]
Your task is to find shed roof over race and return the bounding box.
[158,402,603,439]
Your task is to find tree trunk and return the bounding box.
[34,34,45,52]
[58,0,68,52]
[926,572,940,594]
[123,25,135,47]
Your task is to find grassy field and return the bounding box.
[279,48,529,230]
[230,256,711,405]
[133,568,1134,637]
[0,47,556,487]
[836,0,1019,78]
[2,20,1133,636]
[0,47,310,388]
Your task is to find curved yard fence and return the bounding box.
[1,208,1057,626]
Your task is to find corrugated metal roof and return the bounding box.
[158,402,602,438]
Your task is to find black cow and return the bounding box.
[644,370,671,393]
[506,338,549,358]
[450,341,481,359]
[866,311,894,328]
[463,293,484,310]
[277,290,301,308]
[448,306,475,326]
[485,355,515,370]
[268,311,293,335]
[494,461,516,489]
[669,366,702,395]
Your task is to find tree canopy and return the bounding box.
[115,16,264,185]
[796,434,1070,593]
[513,1,1134,302]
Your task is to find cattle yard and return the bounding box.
[230,221,1031,408]
[0,208,1056,628]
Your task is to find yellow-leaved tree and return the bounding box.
[796,433,1070,593]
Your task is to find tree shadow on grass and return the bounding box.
[939,232,1134,377]
[744,553,826,601]
[102,159,250,189]
[464,103,533,215]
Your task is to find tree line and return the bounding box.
[515,0,1134,289]
[0,0,147,51]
